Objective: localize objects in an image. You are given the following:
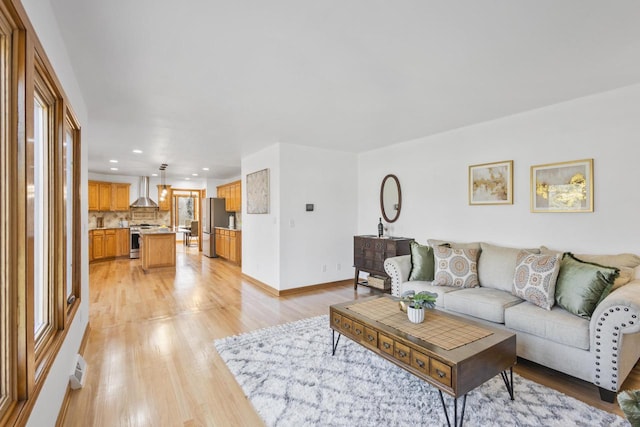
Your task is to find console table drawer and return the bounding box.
[430,358,452,387]
[341,317,354,335]
[378,333,394,356]
[411,349,430,376]
[363,327,378,348]
[331,313,342,330]
[394,342,411,365]
[352,321,364,341]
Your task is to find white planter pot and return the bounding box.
[407,306,425,323]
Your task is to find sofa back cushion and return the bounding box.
[478,242,540,292]
[428,239,481,250]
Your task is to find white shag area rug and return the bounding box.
[214,315,628,427]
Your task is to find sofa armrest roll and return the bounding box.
[384,255,411,297]
[590,279,640,394]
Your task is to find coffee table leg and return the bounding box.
[331,329,342,356]
[438,391,467,427]
[500,367,515,400]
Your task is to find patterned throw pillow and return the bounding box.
[432,245,479,288]
[512,251,561,310]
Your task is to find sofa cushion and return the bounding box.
[432,246,479,288]
[399,281,460,308]
[428,239,481,250]
[555,253,619,319]
[512,251,561,310]
[478,242,540,292]
[408,241,435,281]
[444,287,523,324]
[505,301,590,350]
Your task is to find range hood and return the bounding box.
[130,176,158,209]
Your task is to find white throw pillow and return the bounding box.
[512,250,561,310]
[432,246,479,288]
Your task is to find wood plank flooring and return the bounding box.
[61,245,640,426]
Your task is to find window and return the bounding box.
[0,2,83,424]
[32,60,57,358]
[172,190,201,228]
[0,6,13,421]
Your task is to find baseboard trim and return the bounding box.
[55,322,91,427]
[241,274,351,296]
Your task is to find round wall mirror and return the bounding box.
[380,174,401,223]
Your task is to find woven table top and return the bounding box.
[345,297,493,351]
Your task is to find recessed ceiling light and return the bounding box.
[110,167,118,171]
[202,167,209,171]
[132,149,143,154]
[192,173,198,176]
[152,173,158,177]
[109,159,118,163]
[185,177,191,180]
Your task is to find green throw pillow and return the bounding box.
[408,241,434,281]
[555,253,620,319]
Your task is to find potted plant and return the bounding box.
[400,290,437,323]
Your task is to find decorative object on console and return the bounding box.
[246,168,269,214]
[531,158,593,213]
[469,160,513,205]
[512,250,561,310]
[432,245,479,288]
[380,174,401,222]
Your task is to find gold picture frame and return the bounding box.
[530,159,593,213]
[469,160,513,205]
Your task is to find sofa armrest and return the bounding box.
[384,255,411,297]
[590,279,640,394]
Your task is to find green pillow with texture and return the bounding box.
[408,241,434,281]
[555,253,619,319]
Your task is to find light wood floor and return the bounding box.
[62,245,640,426]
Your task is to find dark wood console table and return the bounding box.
[353,235,413,292]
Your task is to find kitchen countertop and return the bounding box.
[140,229,176,235]
[90,226,130,231]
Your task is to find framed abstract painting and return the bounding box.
[531,159,593,213]
[469,160,513,205]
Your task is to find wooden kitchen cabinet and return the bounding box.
[91,228,129,262]
[116,228,129,257]
[216,180,241,212]
[228,230,241,264]
[157,184,172,211]
[214,228,241,264]
[89,180,131,211]
[112,184,130,211]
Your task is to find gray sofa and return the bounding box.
[384,240,640,402]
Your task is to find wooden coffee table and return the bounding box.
[330,295,516,427]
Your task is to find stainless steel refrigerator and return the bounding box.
[202,197,227,258]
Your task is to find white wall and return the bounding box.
[241,143,357,290]
[21,1,89,425]
[279,144,357,290]
[241,145,281,287]
[358,84,640,254]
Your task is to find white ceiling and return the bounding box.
[50,0,640,180]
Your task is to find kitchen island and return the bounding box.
[140,229,176,272]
